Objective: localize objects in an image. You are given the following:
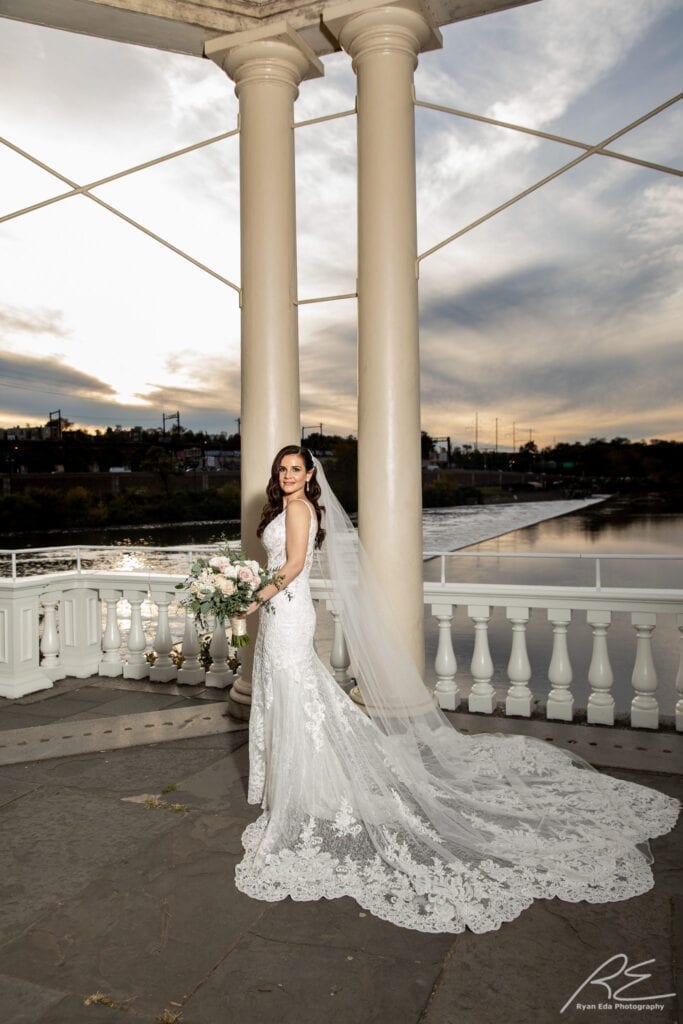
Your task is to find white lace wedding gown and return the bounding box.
[234,503,680,934]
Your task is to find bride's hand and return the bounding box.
[244,600,261,616]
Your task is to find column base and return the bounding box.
[436,688,460,712]
[468,691,495,714]
[99,661,123,678]
[149,666,178,683]
[227,675,252,720]
[587,695,615,726]
[205,670,233,689]
[0,671,53,699]
[546,697,574,722]
[505,695,532,717]
[123,663,149,680]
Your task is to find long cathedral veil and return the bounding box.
[311,456,673,868]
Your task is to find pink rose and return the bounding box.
[238,567,254,583]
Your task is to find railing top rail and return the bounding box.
[423,551,683,560]
[0,543,237,555]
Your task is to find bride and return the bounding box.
[234,444,680,934]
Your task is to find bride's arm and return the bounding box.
[244,501,310,613]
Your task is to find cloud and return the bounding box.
[0,305,68,337]
[0,0,680,447]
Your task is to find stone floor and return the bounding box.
[0,684,681,1024]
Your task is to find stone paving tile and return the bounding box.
[36,993,143,1024]
[181,931,445,1024]
[0,972,66,1024]
[0,776,42,810]
[251,890,454,962]
[0,786,180,946]
[0,706,67,730]
[174,743,258,820]
[1,694,121,723]
[62,691,201,720]
[1,814,267,1019]
[419,893,678,1024]
[0,734,247,793]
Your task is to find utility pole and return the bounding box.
[48,409,62,442]
[495,417,498,454]
[474,412,479,451]
[512,421,516,453]
[162,411,180,436]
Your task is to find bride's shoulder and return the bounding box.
[285,498,315,520]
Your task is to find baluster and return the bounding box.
[506,606,532,716]
[468,604,494,714]
[177,610,205,686]
[432,602,459,710]
[123,589,149,680]
[206,617,232,688]
[40,591,64,681]
[149,588,177,683]
[99,589,123,677]
[586,609,614,725]
[676,613,683,732]
[630,612,658,729]
[329,607,351,688]
[546,608,573,721]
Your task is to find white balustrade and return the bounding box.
[40,591,64,682]
[630,611,658,729]
[99,589,123,677]
[1,550,682,741]
[206,617,232,688]
[431,603,459,711]
[122,589,149,680]
[587,609,614,725]
[177,611,205,686]
[149,588,178,683]
[546,608,573,721]
[468,604,494,714]
[506,607,532,717]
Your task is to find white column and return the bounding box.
[177,611,205,686]
[431,602,458,710]
[468,604,495,714]
[546,608,573,721]
[99,589,123,677]
[206,618,233,689]
[328,605,352,687]
[676,613,683,732]
[149,588,177,683]
[328,2,441,676]
[40,591,65,682]
[123,589,149,680]
[506,606,532,717]
[207,25,322,716]
[630,611,658,729]
[586,609,614,725]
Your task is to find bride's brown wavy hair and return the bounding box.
[257,444,326,550]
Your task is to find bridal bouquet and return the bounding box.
[176,547,282,647]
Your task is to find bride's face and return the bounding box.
[278,454,312,500]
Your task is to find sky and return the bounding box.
[0,0,681,451]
